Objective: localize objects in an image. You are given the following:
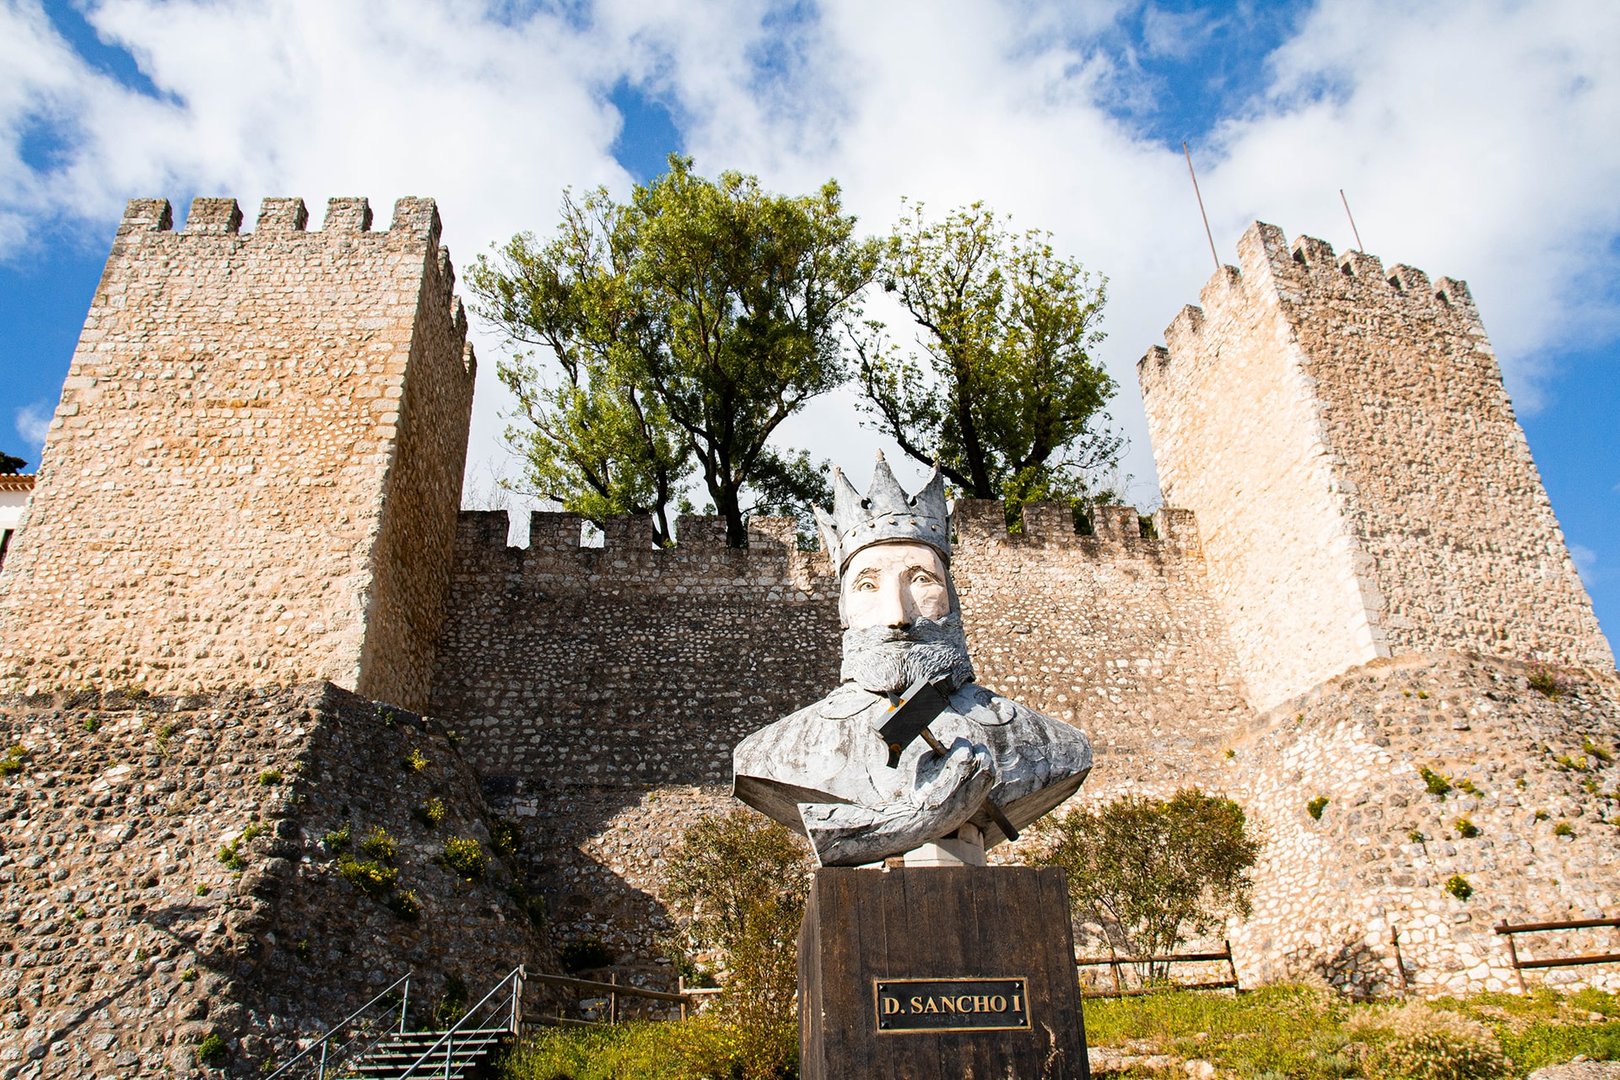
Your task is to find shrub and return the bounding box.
[1585,738,1615,763]
[433,975,469,1028]
[1445,875,1473,901]
[441,836,487,880]
[1352,1002,1509,1080]
[216,839,247,872]
[665,810,813,1035]
[413,797,447,828]
[195,1032,227,1067]
[1307,796,1329,820]
[180,967,198,983]
[1031,788,1261,972]
[257,768,283,786]
[1408,830,1427,843]
[558,937,617,973]
[387,888,422,922]
[359,826,397,864]
[0,744,30,778]
[1554,821,1574,837]
[1420,766,1452,798]
[322,823,352,851]
[1456,777,1480,796]
[336,855,398,896]
[402,747,428,772]
[82,716,100,733]
[1534,808,1550,822]
[504,1017,797,1080]
[489,817,520,859]
[1454,817,1480,839]
[1527,665,1569,700]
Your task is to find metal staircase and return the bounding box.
[265,967,526,1080]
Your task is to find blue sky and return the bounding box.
[1,0,1615,652]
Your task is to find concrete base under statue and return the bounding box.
[798,865,1090,1080]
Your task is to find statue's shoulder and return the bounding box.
[742,684,881,751]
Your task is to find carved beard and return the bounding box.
[840,612,976,695]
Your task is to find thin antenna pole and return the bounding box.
[1184,141,1220,272]
[1339,188,1365,251]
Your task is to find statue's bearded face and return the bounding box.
[839,541,975,694]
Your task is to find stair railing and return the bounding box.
[398,965,525,1079]
[264,972,412,1080]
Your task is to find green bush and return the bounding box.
[402,746,429,772]
[665,810,812,1035]
[387,888,422,922]
[489,817,520,858]
[0,743,30,778]
[195,1032,227,1067]
[359,826,397,864]
[1445,875,1473,901]
[257,768,284,786]
[442,836,487,880]
[1454,817,1480,839]
[500,1017,796,1080]
[413,797,447,828]
[1031,788,1260,970]
[1420,765,1452,798]
[1527,664,1568,699]
[1554,820,1575,837]
[1307,795,1329,820]
[337,854,398,896]
[1351,1002,1509,1080]
[322,823,352,851]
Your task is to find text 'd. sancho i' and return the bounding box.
[873,978,1030,1033]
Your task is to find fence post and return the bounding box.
[400,975,411,1034]
[1390,928,1410,996]
[1224,939,1240,994]
[1502,932,1527,994]
[1109,957,1123,999]
[609,972,619,1025]
[678,976,688,1022]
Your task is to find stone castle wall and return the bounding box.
[0,683,552,1079]
[0,197,475,712]
[427,500,1255,960]
[1224,653,1620,998]
[1140,223,1611,712]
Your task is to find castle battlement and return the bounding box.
[0,194,478,710]
[1139,220,1612,712]
[952,498,1200,553]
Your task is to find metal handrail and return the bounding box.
[398,966,525,1079]
[264,973,412,1080]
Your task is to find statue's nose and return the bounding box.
[877,584,912,629]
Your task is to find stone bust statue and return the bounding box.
[732,457,1092,866]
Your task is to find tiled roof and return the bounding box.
[0,474,35,492]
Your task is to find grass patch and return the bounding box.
[0,743,30,778]
[1420,765,1452,798]
[500,985,1620,1080]
[501,1017,795,1080]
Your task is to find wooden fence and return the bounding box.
[1074,941,1240,999]
[1495,916,1620,993]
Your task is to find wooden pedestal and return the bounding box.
[798,866,1089,1080]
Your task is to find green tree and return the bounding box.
[471,157,876,547]
[1031,789,1261,978]
[664,809,812,1036]
[857,201,1121,524]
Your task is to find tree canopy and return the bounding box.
[0,451,26,475]
[1031,789,1261,977]
[470,157,878,547]
[856,201,1121,523]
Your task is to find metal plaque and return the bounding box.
[873,978,1031,1033]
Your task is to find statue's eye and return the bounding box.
[853,577,878,592]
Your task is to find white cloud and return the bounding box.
[14,402,51,445]
[1570,543,1599,586]
[1,0,1616,512]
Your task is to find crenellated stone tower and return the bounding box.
[0,196,476,711]
[1139,222,1611,711]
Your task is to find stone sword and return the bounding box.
[876,676,1020,842]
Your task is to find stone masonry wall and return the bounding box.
[1262,228,1609,674]
[0,683,552,1080]
[952,499,1254,801]
[1224,652,1620,998]
[1140,222,1612,712]
[427,510,838,963]
[426,501,1253,961]
[0,196,476,713]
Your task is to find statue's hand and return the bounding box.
[909,739,995,818]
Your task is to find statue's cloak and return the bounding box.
[732,681,1092,848]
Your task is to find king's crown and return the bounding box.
[814,453,949,574]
